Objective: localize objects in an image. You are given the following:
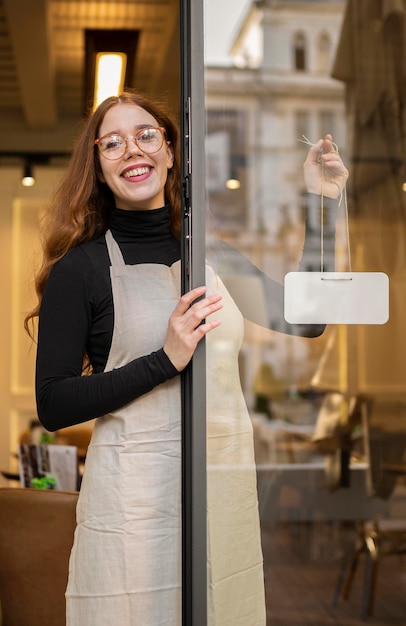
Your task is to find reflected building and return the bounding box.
[205,0,346,276]
[204,0,347,401]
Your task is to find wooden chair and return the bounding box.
[335,517,406,619]
[0,488,78,626]
[333,399,406,619]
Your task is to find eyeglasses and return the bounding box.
[95,127,166,160]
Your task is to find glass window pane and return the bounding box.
[203,0,406,623]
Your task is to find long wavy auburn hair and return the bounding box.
[25,90,181,335]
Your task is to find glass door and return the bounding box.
[200,0,406,624]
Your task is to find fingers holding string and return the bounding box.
[302,133,348,198]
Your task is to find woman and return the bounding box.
[28,90,348,625]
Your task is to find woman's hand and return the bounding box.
[303,134,349,199]
[164,286,223,372]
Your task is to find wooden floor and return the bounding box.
[262,521,406,626]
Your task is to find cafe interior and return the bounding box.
[1,0,406,624]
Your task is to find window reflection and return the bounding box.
[205,0,406,622]
[206,108,248,233]
[293,32,307,71]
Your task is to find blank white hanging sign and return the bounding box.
[284,272,389,325]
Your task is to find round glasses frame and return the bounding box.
[95,126,167,160]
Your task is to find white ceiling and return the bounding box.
[0,0,180,156]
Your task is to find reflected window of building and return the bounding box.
[293,32,306,71]
[206,108,248,234]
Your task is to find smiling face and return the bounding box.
[97,103,174,211]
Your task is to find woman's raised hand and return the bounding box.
[164,286,223,372]
[303,133,349,199]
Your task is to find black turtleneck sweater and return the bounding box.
[36,206,180,431]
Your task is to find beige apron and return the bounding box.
[66,231,265,625]
[205,265,266,626]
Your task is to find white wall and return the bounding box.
[0,166,64,483]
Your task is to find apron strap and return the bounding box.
[105,230,125,267]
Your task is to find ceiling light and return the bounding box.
[84,30,139,112]
[93,52,127,110]
[226,177,241,190]
[21,162,35,187]
[226,154,245,190]
[226,163,241,190]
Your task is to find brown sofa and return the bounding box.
[0,488,78,626]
